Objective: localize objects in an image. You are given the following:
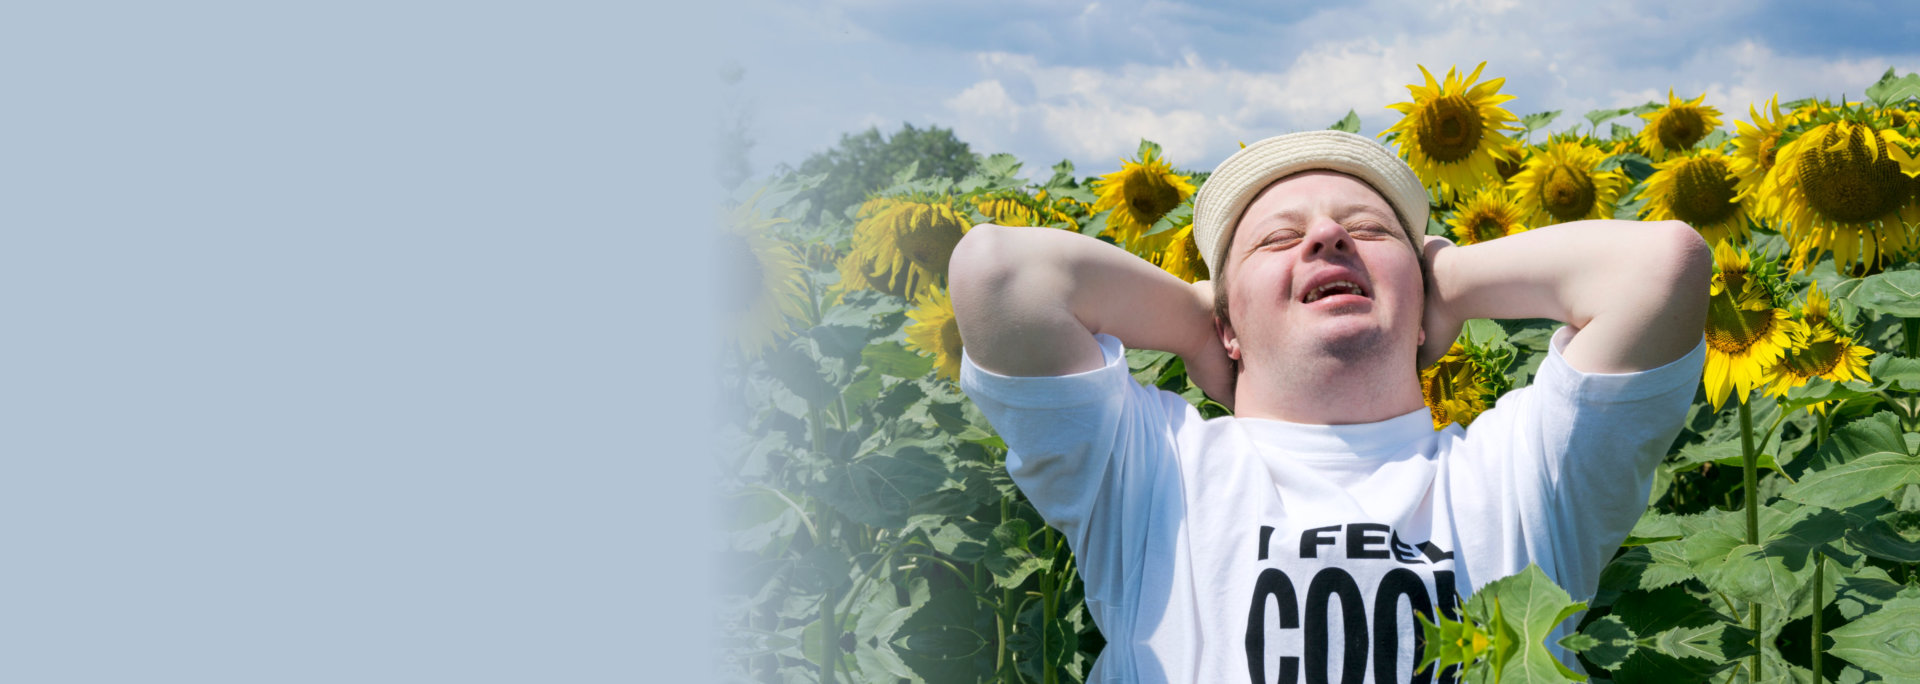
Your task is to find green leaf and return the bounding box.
[978,152,1022,178]
[910,462,1002,519]
[1568,614,1637,670]
[1470,565,1587,683]
[844,575,928,681]
[1610,122,1635,142]
[1871,355,1920,392]
[790,544,854,597]
[1841,499,1920,563]
[1600,542,1696,591]
[1013,590,1081,677]
[1604,587,1736,682]
[1828,586,1920,681]
[1328,109,1362,133]
[1079,208,1110,237]
[1627,509,1686,544]
[1851,270,1920,318]
[1417,597,1497,678]
[1864,67,1920,107]
[765,342,839,406]
[1833,566,1900,621]
[1613,184,1650,221]
[1851,521,1920,563]
[1680,528,1748,575]
[1790,412,1913,480]
[891,160,921,186]
[1670,438,1762,474]
[1584,107,1632,130]
[870,378,925,420]
[1763,506,1854,571]
[1461,318,1509,347]
[1629,100,1663,116]
[1779,377,1879,414]
[1780,451,1920,510]
[862,341,936,380]
[1136,138,1163,161]
[983,519,1047,589]
[815,446,949,529]
[1599,152,1656,182]
[841,367,884,408]
[1651,621,1752,665]
[895,582,997,680]
[1520,110,1562,133]
[1141,201,1192,238]
[1709,543,1811,613]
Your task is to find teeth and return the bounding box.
[1306,281,1366,302]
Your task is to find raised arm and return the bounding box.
[948,224,1235,406]
[1421,219,1710,374]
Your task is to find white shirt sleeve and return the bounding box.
[957,333,1188,614]
[1466,326,1707,600]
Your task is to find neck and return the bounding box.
[1230,351,1427,425]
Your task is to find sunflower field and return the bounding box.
[719,65,1920,683]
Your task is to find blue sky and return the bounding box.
[726,0,1919,179]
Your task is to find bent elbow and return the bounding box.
[1654,220,1711,331]
[1661,220,1711,294]
[949,223,1013,295]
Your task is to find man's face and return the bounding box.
[1217,170,1425,372]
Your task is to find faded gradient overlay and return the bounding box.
[2,3,718,682]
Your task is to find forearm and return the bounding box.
[1429,220,1709,371]
[950,224,1215,377]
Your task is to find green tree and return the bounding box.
[784,123,981,223]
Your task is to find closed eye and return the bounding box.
[1259,230,1302,248]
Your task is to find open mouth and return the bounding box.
[1301,280,1369,303]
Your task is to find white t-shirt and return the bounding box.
[958,327,1705,684]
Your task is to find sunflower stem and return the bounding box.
[820,585,839,684]
[1811,553,1825,682]
[1740,398,1762,680]
[1740,400,1758,546]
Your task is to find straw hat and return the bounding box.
[1192,130,1429,276]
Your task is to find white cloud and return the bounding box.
[744,0,1920,177]
[947,80,1019,123]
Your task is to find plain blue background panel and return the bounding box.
[0,2,716,682]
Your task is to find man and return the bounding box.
[948,130,1708,683]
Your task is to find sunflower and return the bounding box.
[975,193,1076,229]
[905,285,964,383]
[1128,213,1209,283]
[1638,90,1724,161]
[838,195,971,299]
[723,194,810,360]
[1764,283,1874,413]
[1493,136,1530,183]
[1702,241,1793,410]
[1090,147,1196,244]
[1767,117,1917,275]
[1381,62,1522,201]
[1446,185,1530,245]
[1419,339,1510,430]
[1036,189,1096,224]
[1730,96,1792,221]
[975,195,1044,227]
[1639,148,1751,246]
[1509,139,1630,225]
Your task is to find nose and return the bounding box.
[1301,217,1354,259]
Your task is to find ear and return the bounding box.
[1417,327,1425,347]
[1215,315,1241,361]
